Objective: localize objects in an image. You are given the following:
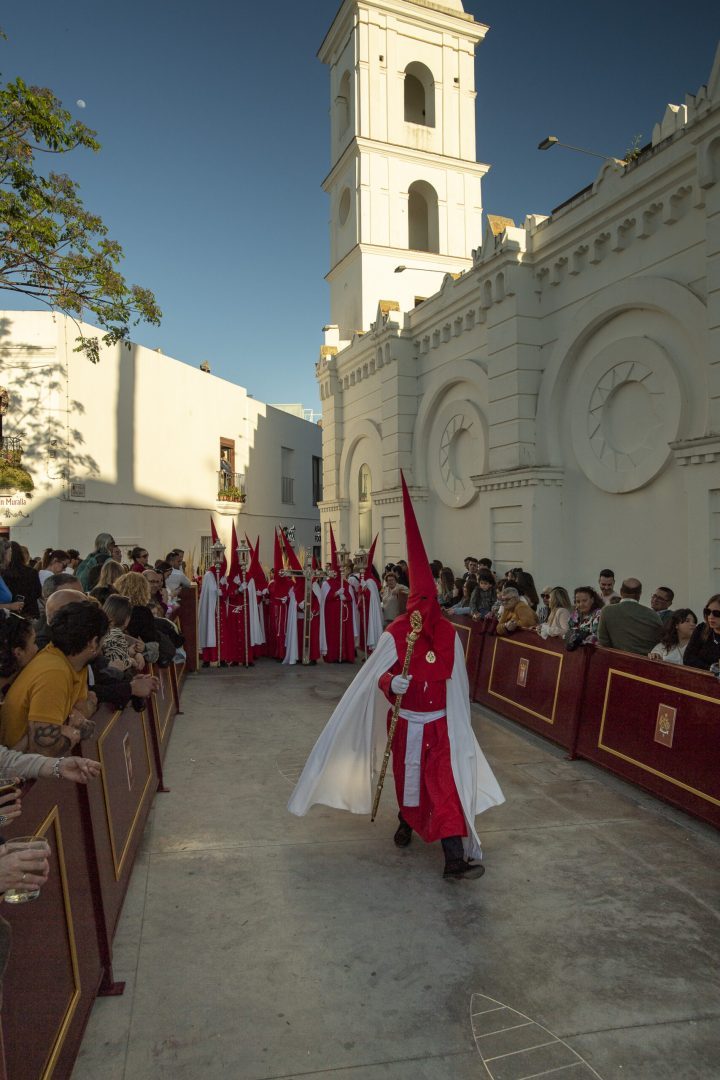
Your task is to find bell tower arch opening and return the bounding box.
[404,62,435,127]
[408,180,439,253]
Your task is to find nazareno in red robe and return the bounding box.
[322,581,356,662]
[378,614,466,843]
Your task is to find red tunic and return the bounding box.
[322,585,356,663]
[268,578,292,660]
[296,589,321,662]
[378,615,466,842]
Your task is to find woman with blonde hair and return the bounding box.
[115,572,175,665]
[97,559,125,590]
[537,586,572,639]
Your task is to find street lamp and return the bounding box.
[236,539,251,667]
[394,265,444,273]
[537,135,626,167]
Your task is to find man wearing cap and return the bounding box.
[289,473,504,881]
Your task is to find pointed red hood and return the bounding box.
[273,529,283,575]
[401,472,441,630]
[384,474,454,674]
[227,522,240,584]
[210,518,227,577]
[364,533,381,585]
[329,524,339,572]
[280,530,305,602]
[247,537,268,590]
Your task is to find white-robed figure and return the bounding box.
[358,534,383,656]
[289,473,505,881]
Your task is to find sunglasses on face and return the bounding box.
[541,593,550,600]
[704,608,720,619]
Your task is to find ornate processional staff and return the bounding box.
[210,538,226,667]
[371,609,423,822]
[236,538,251,668]
[281,554,334,665]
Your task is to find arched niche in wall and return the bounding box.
[413,363,490,508]
[537,277,709,493]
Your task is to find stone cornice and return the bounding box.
[670,434,720,466]
[322,137,489,191]
[470,467,565,492]
[318,499,351,514]
[372,485,429,506]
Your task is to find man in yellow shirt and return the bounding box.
[1,602,108,755]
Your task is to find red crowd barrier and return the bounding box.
[457,615,720,829]
[0,657,185,1076]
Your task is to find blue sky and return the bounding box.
[2,1,718,409]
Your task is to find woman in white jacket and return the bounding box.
[537,586,572,639]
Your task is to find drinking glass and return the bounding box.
[2,835,50,904]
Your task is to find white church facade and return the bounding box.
[0,312,322,570]
[316,0,720,612]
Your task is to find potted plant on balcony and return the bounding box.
[217,484,245,503]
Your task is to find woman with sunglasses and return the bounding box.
[683,595,720,670]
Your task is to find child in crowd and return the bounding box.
[101,595,146,673]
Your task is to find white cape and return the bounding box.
[198,570,218,649]
[288,630,505,859]
[361,578,384,649]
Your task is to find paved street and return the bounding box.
[74,660,720,1079]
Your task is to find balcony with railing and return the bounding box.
[217,470,246,504]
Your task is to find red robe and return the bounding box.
[378,618,466,842]
[200,571,236,664]
[268,578,293,660]
[226,578,252,665]
[322,582,356,662]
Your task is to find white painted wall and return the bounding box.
[0,313,321,570]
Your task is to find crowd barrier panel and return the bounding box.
[1,778,105,1080]
[78,703,160,978]
[574,645,720,829]
[147,664,178,789]
[460,618,720,829]
[177,585,199,675]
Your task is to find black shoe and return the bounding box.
[219,661,228,668]
[443,859,485,881]
[394,816,412,847]
[201,661,210,668]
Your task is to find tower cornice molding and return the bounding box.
[319,0,487,65]
[322,136,489,191]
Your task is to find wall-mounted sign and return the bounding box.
[282,525,296,543]
[314,524,321,544]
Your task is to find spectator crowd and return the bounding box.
[379,555,720,676]
[0,531,194,978]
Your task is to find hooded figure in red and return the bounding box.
[282,533,322,664]
[321,525,356,663]
[376,474,484,879]
[268,530,292,661]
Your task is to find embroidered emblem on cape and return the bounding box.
[426,650,436,664]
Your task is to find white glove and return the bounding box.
[390,674,412,695]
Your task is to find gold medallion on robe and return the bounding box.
[425,650,436,664]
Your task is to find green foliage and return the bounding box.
[623,134,643,164]
[0,461,33,492]
[0,56,161,362]
[217,486,245,503]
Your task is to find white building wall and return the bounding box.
[1,313,321,570]
[317,23,720,616]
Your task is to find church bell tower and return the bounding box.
[318,0,489,344]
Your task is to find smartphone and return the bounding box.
[14,595,24,604]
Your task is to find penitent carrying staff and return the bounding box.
[288,472,504,881]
